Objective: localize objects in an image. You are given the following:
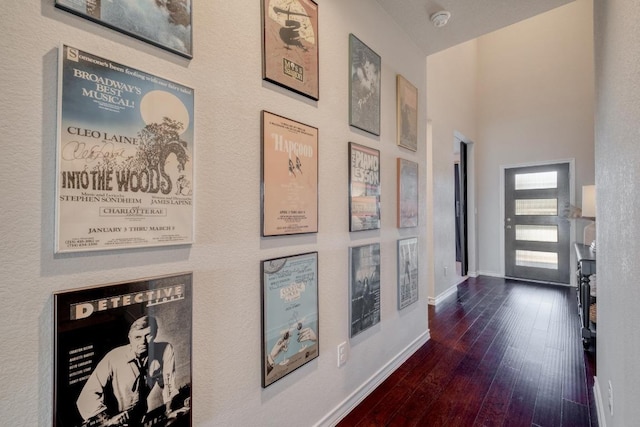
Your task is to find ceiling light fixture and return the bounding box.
[430,10,451,28]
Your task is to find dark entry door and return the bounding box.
[505,163,570,284]
[455,143,468,276]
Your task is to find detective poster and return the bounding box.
[54,273,192,427]
[261,252,319,387]
[262,111,318,236]
[262,0,319,100]
[349,142,381,232]
[56,45,194,253]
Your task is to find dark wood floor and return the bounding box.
[337,276,598,427]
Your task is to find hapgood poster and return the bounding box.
[262,111,318,236]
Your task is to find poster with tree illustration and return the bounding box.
[56,45,194,253]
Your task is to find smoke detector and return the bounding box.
[430,10,451,28]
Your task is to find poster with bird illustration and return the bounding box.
[262,0,319,100]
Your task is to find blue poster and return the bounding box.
[262,252,319,387]
[55,0,192,58]
[56,45,194,252]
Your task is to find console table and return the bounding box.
[574,243,596,349]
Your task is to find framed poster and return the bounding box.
[55,1,192,58]
[56,45,194,253]
[261,252,319,387]
[262,111,318,236]
[54,273,192,427]
[397,158,419,228]
[349,34,381,136]
[398,238,419,309]
[349,243,381,338]
[262,0,319,100]
[396,74,418,151]
[349,142,380,232]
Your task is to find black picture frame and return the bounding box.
[261,111,319,236]
[55,0,193,58]
[349,142,381,232]
[53,273,193,427]
[261,0,319,100]
[349,34,381,136]
[261,252,319,387]
[349,243,381,338]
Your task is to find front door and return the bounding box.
[505,163,570,284]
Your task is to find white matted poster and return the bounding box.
[56,45,194,253]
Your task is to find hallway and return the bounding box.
[338,276,597,426]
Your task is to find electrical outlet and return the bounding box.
[608,380,614,416]
[337,342,348,367]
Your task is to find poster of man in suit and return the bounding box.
[54,273,192,427]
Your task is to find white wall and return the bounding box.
[594,1,640,425]
[474,0,595,277]
[426,40,478,300]
[0,1,428,425]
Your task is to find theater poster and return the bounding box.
[349,243,381,338]
[56,45,194,253]
[261,111,318,236]
[349,142,380,232]
[261,252,319,387]
[55,0,192,58]
[262,0,319,100]
[397,237,418,310]
[53,273,192,427]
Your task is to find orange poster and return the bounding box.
[262,0,319,99]
[262,111,318,236]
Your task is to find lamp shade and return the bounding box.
[582,185,596,218]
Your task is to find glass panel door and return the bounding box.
[505,163,570,284]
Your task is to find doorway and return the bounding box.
[504,163,571,284]
[454,141,468,277]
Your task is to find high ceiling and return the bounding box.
[374,0,574,55]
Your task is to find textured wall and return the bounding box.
[594,0,640,425]
[0,1,428,425]
[475,0,595,277]
[426,39,479,299]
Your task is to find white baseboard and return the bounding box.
[594,376,606,427]
[476,270,504,278]
[428,281,461,306]
[314,330,431,427]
